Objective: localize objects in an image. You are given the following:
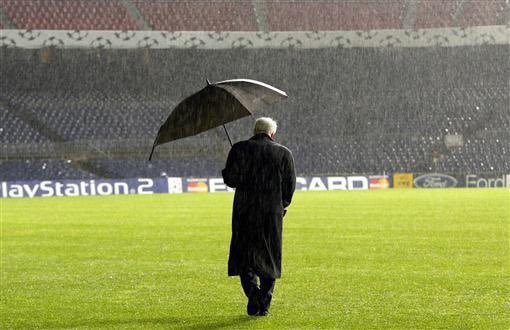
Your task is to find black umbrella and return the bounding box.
[149,79,288,160]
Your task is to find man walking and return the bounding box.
[222,117,296,316]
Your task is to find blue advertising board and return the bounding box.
[0,175,371,198]
[0,177,175,198]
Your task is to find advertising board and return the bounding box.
[413,173,458,188]
[410,173,510,188]
[393,173,413,188]
[0,177,176,198]
[0,175,370,198]
[463,174,509,188]
[369,175,390,189]
[3,173,506,198]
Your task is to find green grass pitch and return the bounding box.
[1,189,509,329]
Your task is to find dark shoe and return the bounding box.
[257,309,269,316]
[247,288,260,316]
[257,293,272,316]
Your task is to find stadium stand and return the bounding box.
[2,91,169,141]
[458,0,507,27]
[414,0,458,28]
[0,159,97,180]
[0,104,49,144]
[0,1,508,181]
[265,1,405,31]
[0,0,506,31]
[1,0,138,30]
[1,43,508,180]
[134,1,257,31]
[90,159,225,179]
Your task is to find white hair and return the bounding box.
[254,117,277,136]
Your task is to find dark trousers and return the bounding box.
[240,269,276,311]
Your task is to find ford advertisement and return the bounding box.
[413,173,510,188]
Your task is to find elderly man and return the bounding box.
[222,117,296,316]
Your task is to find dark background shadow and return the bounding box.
[38,314,257,329]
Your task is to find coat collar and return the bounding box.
[250,133,274,141]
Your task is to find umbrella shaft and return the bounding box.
[223,124,233,147]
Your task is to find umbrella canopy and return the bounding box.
[149,79,287,160]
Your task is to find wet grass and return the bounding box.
[1,189,509,329]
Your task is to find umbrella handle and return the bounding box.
[223,124,233,147]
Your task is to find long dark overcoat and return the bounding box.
[222,133,296,279]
